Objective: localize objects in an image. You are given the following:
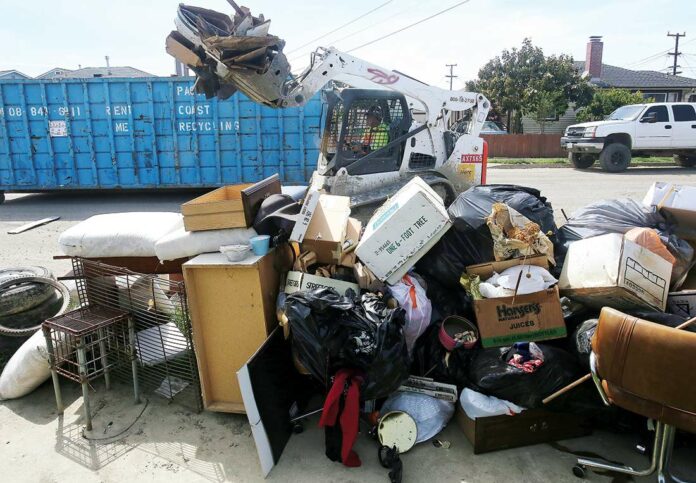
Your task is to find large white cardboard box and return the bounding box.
[559,233,672,311]
[356,177,452,285]
[643,182,696,240]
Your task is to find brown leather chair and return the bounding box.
[574,307,696,482]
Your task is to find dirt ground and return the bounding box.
[1,166,695,482]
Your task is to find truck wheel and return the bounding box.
[674,155,696,168]
[599,143,631,172]
[568,153,596,169]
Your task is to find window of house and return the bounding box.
[689,94,696,102]
[672,104,696,122]
[641,105,669,122]
[643,92,667,102]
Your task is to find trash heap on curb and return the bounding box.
[1,177,695,481]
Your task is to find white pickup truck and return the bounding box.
[561,102,696,172]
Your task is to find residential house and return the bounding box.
[523,36,696,134]
[37,66,154,79]
[0,70,31,80]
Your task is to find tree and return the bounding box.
[575,88,647,122]
[466,38,593,133]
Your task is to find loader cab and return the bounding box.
[320,89,411,175]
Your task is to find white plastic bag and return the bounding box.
[459,388,525,419]
[0,331,54,400]
[388,273,432,354]
[381,391,454,443]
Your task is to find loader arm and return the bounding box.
[280,47,490,134]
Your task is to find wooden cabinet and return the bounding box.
[183,252,279,413]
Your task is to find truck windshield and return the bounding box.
[607,105,644,120]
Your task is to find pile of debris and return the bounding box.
[1,177,695,481]
[166,1,292,104]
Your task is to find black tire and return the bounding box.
[572,465,586,478]
[0,276,70,337]
[674,155,696,168]
[568,153,596,169]
[0,267,56,316]
[0,191,4,204]
[0,291,63,336]
[599,143,632,172]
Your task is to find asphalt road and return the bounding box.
[1,165,694,277]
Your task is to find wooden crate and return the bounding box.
[183,252,279,413]
[455,406,591,454]
[181,184,252,232]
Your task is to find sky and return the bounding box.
[1,0,695,89]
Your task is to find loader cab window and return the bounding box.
[321,90,411,175]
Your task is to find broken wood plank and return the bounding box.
[8,216,60,234]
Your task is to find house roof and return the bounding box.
[36,67,74,79]
[0,69,31,79]
[574,61,696,89]
[57,66,154,78]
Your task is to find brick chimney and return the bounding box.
[585,36,603,79]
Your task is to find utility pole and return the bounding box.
[445,63,458,90]
[667,32,685,75]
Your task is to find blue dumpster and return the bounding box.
[0,77,322,197]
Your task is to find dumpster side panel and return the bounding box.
[0,77,321,191]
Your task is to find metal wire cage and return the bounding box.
[71,257,202,411]
[43,306,131,384]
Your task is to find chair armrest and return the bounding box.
[590,352,611,407]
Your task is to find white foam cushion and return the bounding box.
[59,212,183,258]
[154,225,257,261]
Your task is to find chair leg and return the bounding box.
[658,425,694,483]
[574,421,664,478]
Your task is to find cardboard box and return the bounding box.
[338,217,362,268]
[455,406,591,454]
[289,189,321,243]
[181,177,282,232]
[299,194,351,264]
[466,255,566,348]
[643,182,696,241]
[559,233,672,311]
[284,271,359,296]
[356,177,452,285]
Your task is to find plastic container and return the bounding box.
[250,235,271,256]
[439,316,479,351]
[219,244,251,262]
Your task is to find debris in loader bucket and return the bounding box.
[169,1,291,104]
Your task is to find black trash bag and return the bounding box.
[420,274,474,323]
[571,319,598,370]
[410,322,476,389]
[468,344,581,408]
[416,184,561,288]
[560,198,694,288]
[625,309,695,333]
[285,288,410,400]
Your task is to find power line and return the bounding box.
[288,2,416,62]
[285,0,394,55]
[445,64,458,90]
[346,0,471,53]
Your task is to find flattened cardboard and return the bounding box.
[289,189,320,243]
[300,195,351,264]
[559,233,672,311]
[284,271,359,296]
[466,255,565,347]
[356,177,451,284]
[166,31,203,67]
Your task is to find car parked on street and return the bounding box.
[561,102,696,172]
